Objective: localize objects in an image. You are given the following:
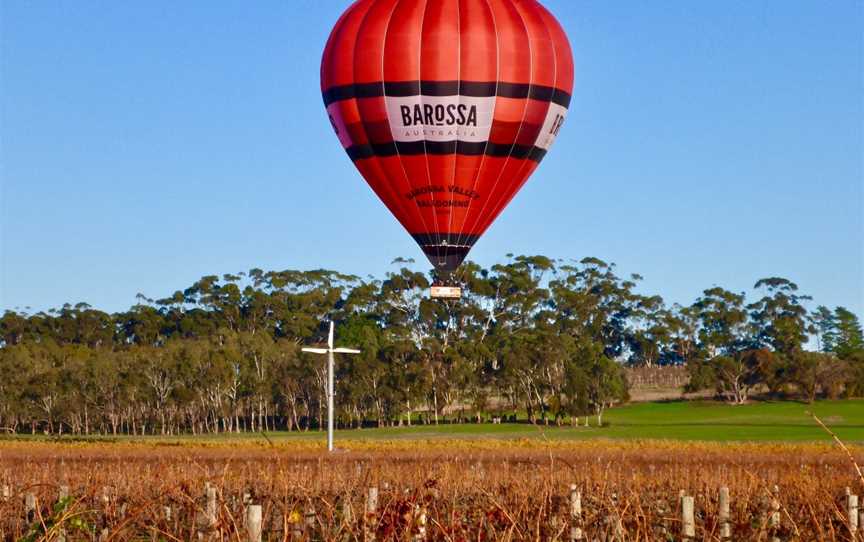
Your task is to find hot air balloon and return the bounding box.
[321,0,573,297]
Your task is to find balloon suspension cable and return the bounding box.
[430,269,462,300]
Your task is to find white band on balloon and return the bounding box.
[534,103,568,151]
[385,96,495,144]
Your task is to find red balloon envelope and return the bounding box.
[321,0,574,272]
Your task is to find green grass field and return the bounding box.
[12,399,861,444]
[291,399,864,443]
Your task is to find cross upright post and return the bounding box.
[302,321,361,452]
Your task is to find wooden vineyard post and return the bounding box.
[242,491,252,509]
[24,493,36,523]
[718,486,731,540]
[195,483,218,540]
[100,485,111,541]
[305,501,317,533]
[569,485,583,541]
[412,505,427,542]
[680,495,695,540]
[246,504,263,542]
[768,487,780,542]
[58,485,70,542]
[365,486,379,541]
[366,486,379,512]
[205,483,218,528]
[0,485,9,502]
[291,510,303,541]
[848,493,859,537]
[341,494,354,526]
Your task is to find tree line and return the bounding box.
[0,256,861,436]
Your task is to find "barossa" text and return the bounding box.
[400,104,478,128]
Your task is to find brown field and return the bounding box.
[0,439,862,541]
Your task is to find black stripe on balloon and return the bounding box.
[323,81,572,108]
[412,233,481,271]
[428,248,473,271]
[322,82,382,105]
[425,141,457,155]
[393,141,486,156]
[457,141,488,155]
[550,88,572,109]
[344,142,547,163]
[346,144,375,161]
[395,141,425,155]
[529,147,548,162]
[460,81,498,97]
[385,81,422,96]
[484,143,541,159]
[412,233,480,247]
[484,142,515,157]
[509,145,532,160]
[372,142,398,156]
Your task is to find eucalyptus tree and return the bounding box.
[809,306,864,398]
[661,304,700,365]
[19,341,64,433]
[234,330,283,431]
[271,343,312,431]
[579,340,628,425]
[449,338,495,422]
[377,265,428,342]
[137,341,191,435]
[692,287,749,357]
[626,295,669,367]
[487,255,555,333]
[748,277,813,356]
[375,264,470,423]
[812,305,836,353]
[700,349,776,404]
[0,343,32,432]
[452,261,503,342]
[747,278,815,395]
[94,348,138,435]
[117,300,168,346]
[483,256,556,423]
[788,351,848,403]
[379,339,428,425]
[58,344,101,434]
[0,310,32,346]
[820,307,864,358]
[685,288,754,401]
[550,258,641,359]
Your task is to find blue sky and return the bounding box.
[1,0,862,317]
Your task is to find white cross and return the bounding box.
[302,321,360,452]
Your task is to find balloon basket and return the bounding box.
[430,285,462,300]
